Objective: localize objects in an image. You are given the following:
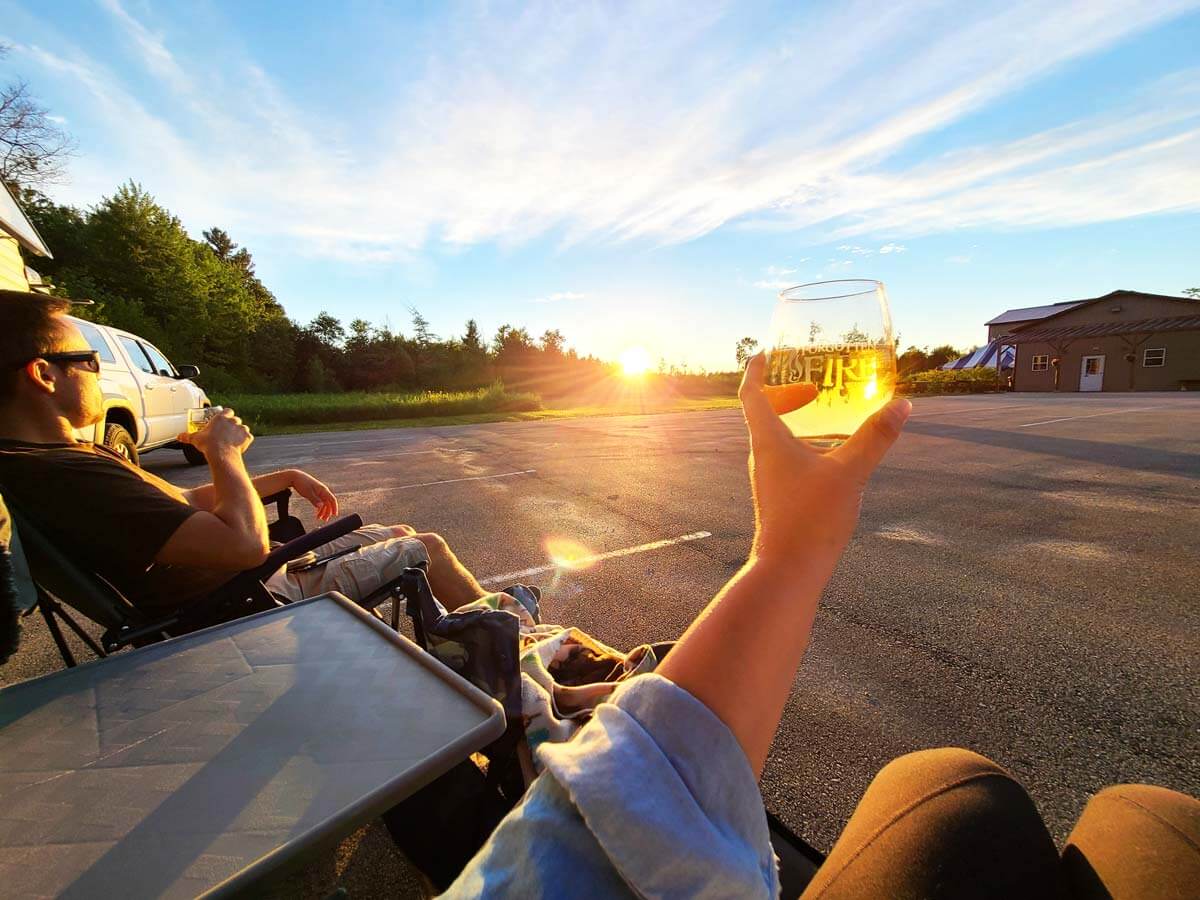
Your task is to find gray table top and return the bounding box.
[0,593,505,899]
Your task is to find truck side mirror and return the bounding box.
[176,365,201,379]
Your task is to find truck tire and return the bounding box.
[103,422,139,466]
[181,443,206,466]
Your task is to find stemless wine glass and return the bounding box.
[765,279,896,447]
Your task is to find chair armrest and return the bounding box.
[240,514,363,584]
[260,489,292,514]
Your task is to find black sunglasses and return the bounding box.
[36,350,102,373]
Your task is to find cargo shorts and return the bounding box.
[265,524,430,605]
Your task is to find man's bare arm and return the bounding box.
[156,413,270,570]
[183,469,298,512]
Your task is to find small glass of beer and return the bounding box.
[766,279,896,447]
[186,406,222,434]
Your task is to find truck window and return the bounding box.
[118,335,156,375]
[73,321,117,364]
[141,343,177,378]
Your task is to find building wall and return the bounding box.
[0,236,29,292]
[1013,331,1200,392]
[988,320,1034,341]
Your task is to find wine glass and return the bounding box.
[765,279,896,447]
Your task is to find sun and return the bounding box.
[619,346,653,378]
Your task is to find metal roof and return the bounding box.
[1003,314,1200,344]
[0,181,52,258]
[984,301,1085,326]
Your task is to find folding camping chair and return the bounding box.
[3,488,384,667]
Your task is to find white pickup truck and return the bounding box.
[69,315,211,467]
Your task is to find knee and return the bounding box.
[1078,784,1200,838]
[414,532,449,557]
[389,524,417,538]
[875,747,1009,793]
[867,747,1041,833]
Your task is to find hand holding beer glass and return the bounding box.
[765,279,897,447]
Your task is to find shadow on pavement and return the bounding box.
[905,420,1198,479]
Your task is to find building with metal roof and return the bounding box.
[984,300,1087,339]
[999,291,1199,392]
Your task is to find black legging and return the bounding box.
[799,747,1200,899]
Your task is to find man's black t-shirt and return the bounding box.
[0,440,230,615]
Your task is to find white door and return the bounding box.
[1079,355,1105,392]
[116,334,180,443]
[140,341,193,437]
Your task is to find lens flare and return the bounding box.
[545,537,595,570]
[619,346,653,378]
[863,375,878,400]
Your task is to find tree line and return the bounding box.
[22,182,618,397]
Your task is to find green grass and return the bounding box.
[216,383,541,430]
[215,387,740,435]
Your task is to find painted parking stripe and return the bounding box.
[480,531,713,586]
[339,469,536,502]
[1018,407,1162,428]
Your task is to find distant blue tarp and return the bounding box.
[942,339,1016,370]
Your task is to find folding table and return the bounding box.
[0,592,505,898]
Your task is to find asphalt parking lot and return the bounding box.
[6,392,1199,886]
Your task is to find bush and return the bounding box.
[216,383,541,429]
[898,367,1005,395]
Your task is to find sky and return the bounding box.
[4,0,1199,370]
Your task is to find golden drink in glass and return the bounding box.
[766,280,896,446]
[187,406,221,434]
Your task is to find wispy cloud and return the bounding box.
[532,291,587,303]
[15,0,1200,261]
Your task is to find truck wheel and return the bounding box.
[103,423,140,466]
[181,443,207,466]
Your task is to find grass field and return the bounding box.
[216,384,540,429]
[216,384,742,434]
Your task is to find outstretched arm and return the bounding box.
[446,355,910,897]
[656,353,910,777]
[184,469,339,521]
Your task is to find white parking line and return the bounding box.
[338,469,536,502]
[1018,407,1162,428]
[480,531,713,586]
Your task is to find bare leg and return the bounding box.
[388,525,487,609]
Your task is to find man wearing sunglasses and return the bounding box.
[0,291,488,620]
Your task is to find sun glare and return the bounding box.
[545,537,596,570]
[619,346,653,378]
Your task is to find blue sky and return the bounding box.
[5,0,1199,370]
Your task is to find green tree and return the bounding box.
[540,329,566,355]
[1184,287,1199,299]
[926,344,961,369]
[735,336,758,367]
[305,311,345,348]
[897,346,931,375]
[462,319,485,354]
